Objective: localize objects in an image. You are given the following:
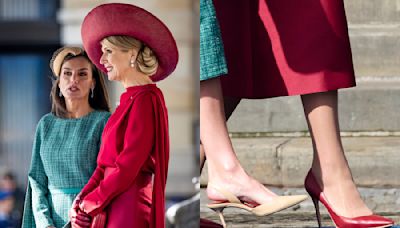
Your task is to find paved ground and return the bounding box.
[201,211,400,227]
[200,189,400,227]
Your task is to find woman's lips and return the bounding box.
[68,85,79,92]
[104,65,113,72]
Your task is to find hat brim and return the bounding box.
[81,3,179,81]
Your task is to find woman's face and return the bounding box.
[58,56,95,101]
[100,39,137,81]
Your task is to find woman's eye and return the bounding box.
[102,48,111,54]
[79,72,88,77]
[63,71,72,76]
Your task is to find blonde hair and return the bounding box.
[104,36,158,76]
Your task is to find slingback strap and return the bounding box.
[207,182,241,204]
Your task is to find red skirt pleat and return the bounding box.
[105,172,152,228]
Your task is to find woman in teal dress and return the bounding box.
[22,47,111,228]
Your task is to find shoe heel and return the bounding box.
[311,196,322,228]
[211,207,227,228]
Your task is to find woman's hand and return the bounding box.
[72,193,83,211]
[78,200,92,214]
[69,208,91,228]
[69,194,91,228]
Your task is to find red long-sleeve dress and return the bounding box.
[79,84,169,228]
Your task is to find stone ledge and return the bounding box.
[349,30,400,77]
[200,137,400,187]
[345,0,400,24]
[226,81,400,132]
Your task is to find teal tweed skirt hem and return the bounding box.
[200,0,228,81]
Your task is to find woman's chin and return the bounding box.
[107,73,118,81]
[63,93,88,101]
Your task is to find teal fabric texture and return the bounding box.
[22,111,110,228]
[200,0,228,81]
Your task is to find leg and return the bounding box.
[200,78,276,204]
[200,96,241,172]
[200,144,206,172]
[301,90,372,217]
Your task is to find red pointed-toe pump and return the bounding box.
[304,170,394,228]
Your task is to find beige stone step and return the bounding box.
[345,0,400,24]
[200,137,400,187]
[226,81,400,133]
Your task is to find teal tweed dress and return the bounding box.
[200,0,228,81]
[22,111,110,228]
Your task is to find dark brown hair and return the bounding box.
[50,50,110,118]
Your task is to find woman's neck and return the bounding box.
[121,71,153,88]
[65,99,93,118]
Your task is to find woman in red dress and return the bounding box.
[202,1,394,227]
[69,3,178,228]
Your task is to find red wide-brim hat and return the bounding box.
[81,3,179,82]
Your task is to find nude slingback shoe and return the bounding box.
[206,183,308,227]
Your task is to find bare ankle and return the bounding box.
[209,163,250,183]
